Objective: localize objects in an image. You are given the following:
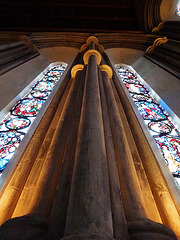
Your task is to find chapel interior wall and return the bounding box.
[106,48,180,119]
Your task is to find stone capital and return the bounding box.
[83,50,101,65]
[97,44,104,53]
[79,44,88,53]
[100,64,113,78]
[146,37,168,54]
[71,64,84,78]
[86,36,99,46]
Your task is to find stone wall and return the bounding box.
[105,48,180,119]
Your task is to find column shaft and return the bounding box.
[0,75,71,225]
[23,70,81,219]
[48,69,85,240]
[113,74,180,238]
[98,69,129,240]
[63,55,114,239]
[101,70,147,222]
[12,77,73,218]
[111,79,162,223]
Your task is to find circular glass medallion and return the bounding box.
[132,94,152,102]
[5,118,31,130]
[148,122,172,135]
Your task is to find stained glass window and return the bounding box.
[0,64,67,174]
[177,1,180,16]
[117,67,180,186]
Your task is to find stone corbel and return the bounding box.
[152,22,164,33]
[19,35,38,53]
[146,37,168,54]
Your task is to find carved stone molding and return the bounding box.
[144,0,162,32]
[83,49,101,65]
[100,64,113,78]
[71,64,84,78]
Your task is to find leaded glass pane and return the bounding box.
[177,1,180,16]
[0,64,67,173]
[117,67,180,186]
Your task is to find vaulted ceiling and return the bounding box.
[0,0,140,32]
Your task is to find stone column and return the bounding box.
[61,46,115,240]
[47,66,86,240]
[0,73,71,226]
[110,69,178,240]
[101,65,147,222]
[98,67,129,240]
[0,64,83,240]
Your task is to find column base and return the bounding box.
[61,233,116,240]
[0,214,48,240]
[128,219,177,240]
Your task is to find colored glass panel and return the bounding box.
[0,64,67,173]
[177,1,180,16]
[117,67,180,186]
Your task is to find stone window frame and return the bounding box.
[0,62,68,191]
[114,63,180,202]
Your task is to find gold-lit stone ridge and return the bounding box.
[146,37,168,54]
[83,50,101,65]
[80,44,88,53]
[71,64,84,78]
[100,65,113,78]
[86,36,99,46]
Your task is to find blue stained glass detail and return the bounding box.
[117,67,180,185]
[0,64,67,173]
[0,130,24,172]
